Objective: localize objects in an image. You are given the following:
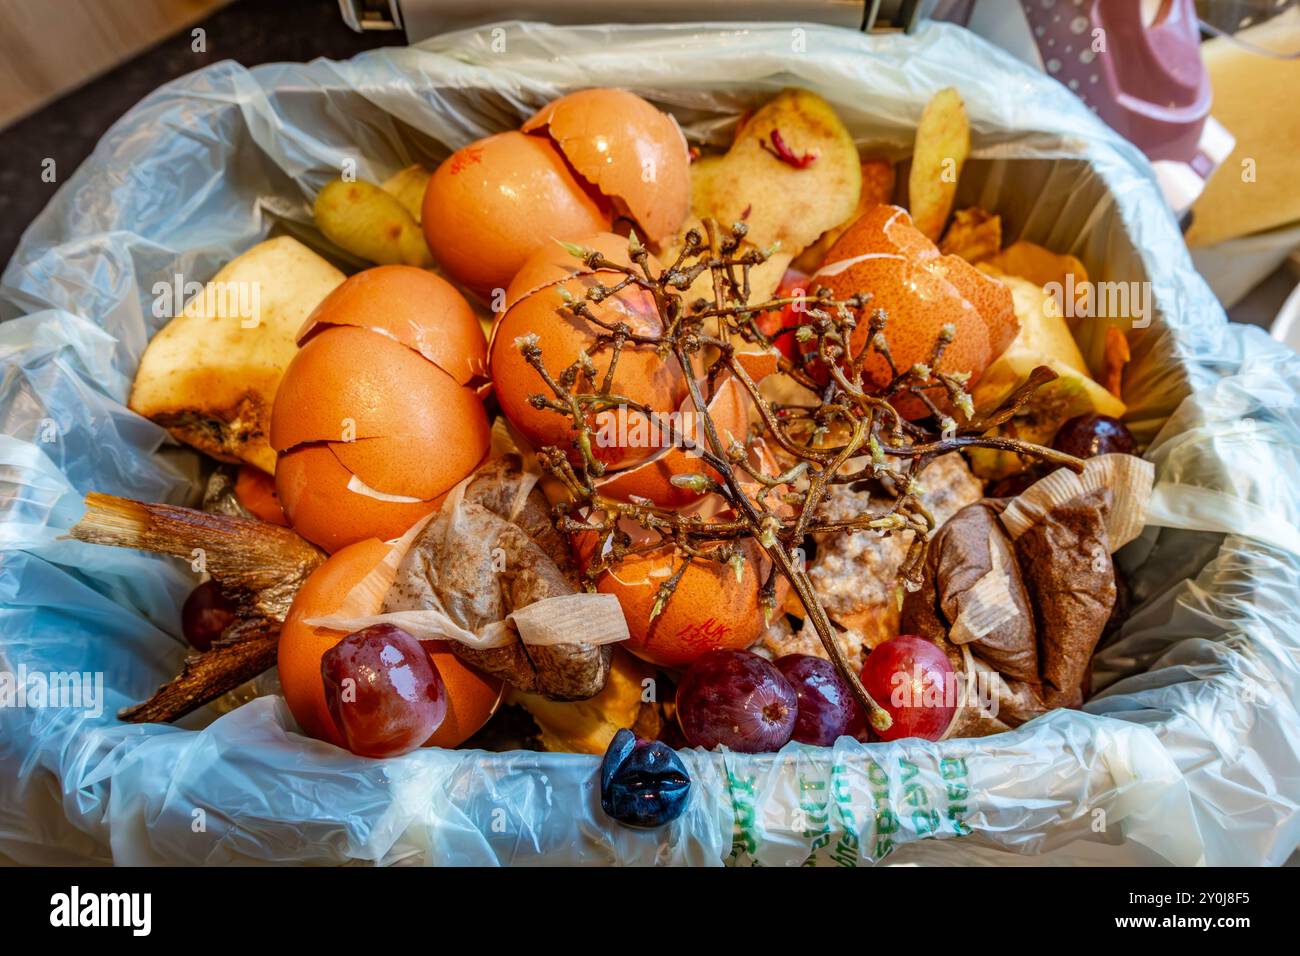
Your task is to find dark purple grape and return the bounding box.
[1051,414,1137,458]
[599,728,691,828]
[321,624,447,758]
[774,654,865,746]
[181,580,236,651]
[676,650,797,752]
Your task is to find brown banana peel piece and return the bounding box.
[68,493,325,722]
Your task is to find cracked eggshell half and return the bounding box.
[489,233,689,470]
[296,265,487,386]
[522,88,691,247]
[595,375,749,507]
[279,536,502,749]
[597,538,772,669]
[270,283,491,552]
[273,443,445,554]
[814,204,1016,418]
[575,441,787,669]
[422,131,612,300]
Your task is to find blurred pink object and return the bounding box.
[1022,0,1211,162]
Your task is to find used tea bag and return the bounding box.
[903,501,1039,683]
[310,456,626,700]
[1011,485,1115,708]
[901,453,1153,737]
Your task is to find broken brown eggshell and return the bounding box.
[522,87,692,248]
[269,269,492,553]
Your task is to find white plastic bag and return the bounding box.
[2,21,1298,866]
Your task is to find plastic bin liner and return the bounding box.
[2,21,1298,866]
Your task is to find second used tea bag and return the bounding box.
[900,453,1154,737]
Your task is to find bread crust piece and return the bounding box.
[385,458,612,700]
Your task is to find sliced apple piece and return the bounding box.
[313,178,432,267]
[380,165,432,223]
[908,88,970,242]
[129,237,345,474]
[689,89,861,256]
[793,158,897,273]
[968,268,1126,480]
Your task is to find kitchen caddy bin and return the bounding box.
[1,21,1298,866]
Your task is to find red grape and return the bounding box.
[321,624,447,758]
[859,636,955,742]
[676,650,797,752]
[774,654,865,746]
[181,580,236,651]
[1051,414,1137,458]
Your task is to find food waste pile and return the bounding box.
[70,85,1152,832]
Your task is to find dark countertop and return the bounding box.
[0,0,393,269]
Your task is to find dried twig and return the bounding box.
[117,616,280,724]
[519,221,1079,731]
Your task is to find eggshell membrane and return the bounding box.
[296,265,487,385]
[275,443,442,553]
[327,426,487,502]
[596,375,749,507]
[522,88,690,246]
[598,539,770,669]
[271,326,475,451]
[815,205,993,417]
[278,537,503,750]
[422,131,612,299]
[489,243,688,470]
